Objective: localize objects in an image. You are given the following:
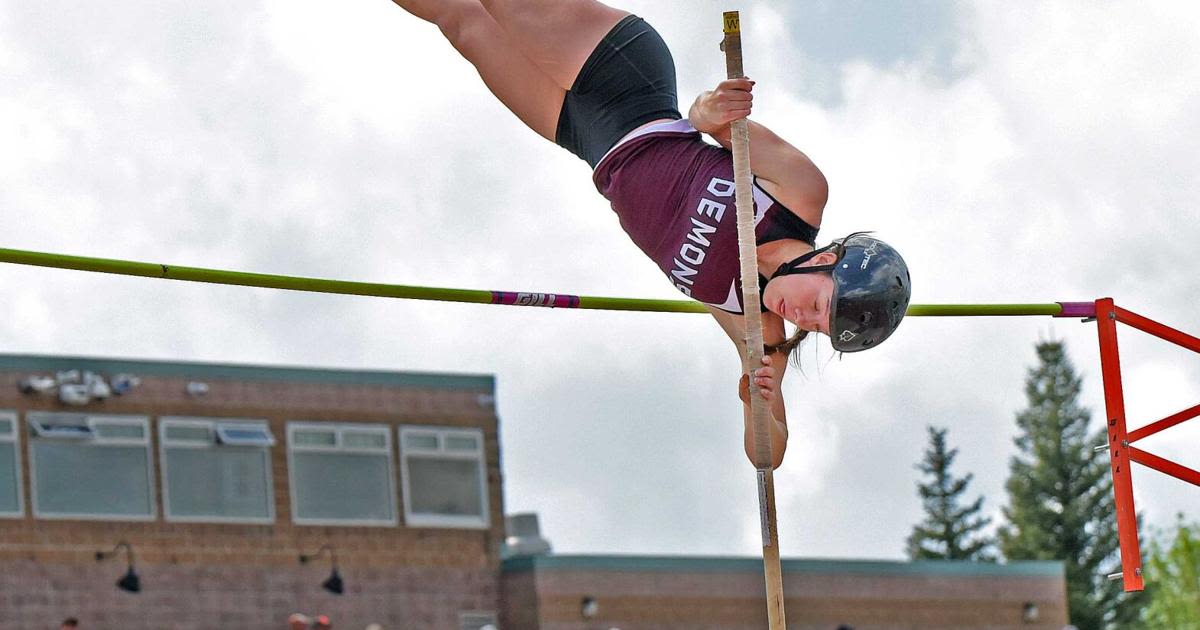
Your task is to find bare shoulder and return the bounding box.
[756,157,828,230]
[746,121,830,229]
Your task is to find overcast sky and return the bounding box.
[1,0,1197,562]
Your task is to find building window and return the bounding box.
[28,413,154,520]
[287,422,396,526]
[160,417,276,523]
[459,612,498,630]
[0,412,22,518]
[400,426,489,529]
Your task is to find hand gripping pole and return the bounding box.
[722,11,786,629]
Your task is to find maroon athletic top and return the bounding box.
[593,120,819,314]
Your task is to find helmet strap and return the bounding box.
[768,242,841,281]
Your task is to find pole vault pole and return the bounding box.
[722,11,787,629]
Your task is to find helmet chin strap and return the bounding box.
[768,242,841,281]
[756,242,843,315]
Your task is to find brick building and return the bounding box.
[0,354,1069,630]
[500,554,1069,629]
[0,354,503,630]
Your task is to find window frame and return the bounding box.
[27,412,155,522]
[159,417,277,525]
[0,411,23,518]
[286,422,398,527]
[214,423,275,447]
[399,425,490,530]
[29,416,94,439]
[458,611,499,630]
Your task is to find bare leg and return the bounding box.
[478,0,631,89]
[391,0,565,141]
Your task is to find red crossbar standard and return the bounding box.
[1091,297,1200,592]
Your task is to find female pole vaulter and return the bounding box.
[388,0,911,468]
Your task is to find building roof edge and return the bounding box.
[501,554,1065,578]
[0,353,494,391]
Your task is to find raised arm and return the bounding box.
[688,78,829,228]
[706,306,789,469]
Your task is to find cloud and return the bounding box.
[0,0,1196,562]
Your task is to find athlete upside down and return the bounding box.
[389,0,911,468]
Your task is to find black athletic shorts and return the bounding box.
[555,15,682,169]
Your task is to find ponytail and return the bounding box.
[765,328,810,365]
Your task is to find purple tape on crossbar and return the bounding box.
[1057,302,1096,318]
[490,291,581,308]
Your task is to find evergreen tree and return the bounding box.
[906,425,995,561]
[999,341,1144,629]
[1142,517,1200,628]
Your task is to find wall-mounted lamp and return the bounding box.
[299,544,344,595]
[1022,602,1040,623]
[95,541,140,593]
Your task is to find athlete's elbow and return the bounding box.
[810,168,829,210]
[742,441,787,470]
[770,420,788,469]
[789,155,829,210]
[771,445,786,470]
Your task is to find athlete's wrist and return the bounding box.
[688,92,723,135]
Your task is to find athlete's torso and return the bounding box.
[593,120,818,314]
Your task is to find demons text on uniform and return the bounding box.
[671,177,734,296]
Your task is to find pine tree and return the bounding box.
[906,425,995,561]
[999,341,1144,629]
[1142,517,1200,628]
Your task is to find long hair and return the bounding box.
[765,328,809,360]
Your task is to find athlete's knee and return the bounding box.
[393,0,466,24]
[477,0,552,26]
[476,0,503,16]
[435,2,493,55]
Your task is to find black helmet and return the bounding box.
[828,234,910,351]
[766,232,911,352]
